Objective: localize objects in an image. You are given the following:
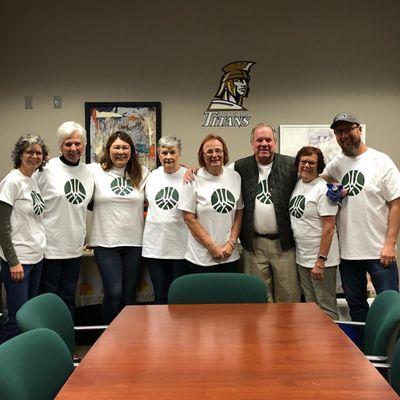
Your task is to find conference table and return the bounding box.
[56,303,398,399]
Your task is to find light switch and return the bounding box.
[25,96,33,109]
[54,96,62,109]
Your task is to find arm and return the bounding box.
[380,197,400,267]
[0,201,24,281]
[311,215,335,281]
[220,208,243,258]
[319,174,337,184]
[182,211,225,260]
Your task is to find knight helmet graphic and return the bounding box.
[208,61,255,111]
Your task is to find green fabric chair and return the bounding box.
[388,338,400,395]
[0,328,74,400]
[364,290,400,358]
[16,293,75,355]
[168,272,267,304]
[337,290,400,361]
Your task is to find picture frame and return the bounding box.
[84,102,161,170]
[279,124,367,164]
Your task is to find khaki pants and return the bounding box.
[242,236,300,303]
[297,264,339,320]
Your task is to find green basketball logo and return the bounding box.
[31,191,45,215]
[64,179,86,204]
[155,187,179,210]
[211,188,235,213]
[341,170,365,196]
[289,195,306,218]
[256,180,272,204]
[110,177,133,196]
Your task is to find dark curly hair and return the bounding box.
[99,131,142,188]
[11,134,49,171]
[294,146,325,174]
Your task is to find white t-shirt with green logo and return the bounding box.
[178,167,244,266]
[253,163,279,234]
[0,169,45,264]
[289,177,339,268]
[142,166,188,259]
[88,163,149,247]
[35,157,94,258]
[324,148,400,259]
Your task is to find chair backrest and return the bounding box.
[365,290,400,357]
[168,273,267,304]
[0,328,74,400]
[16,293,75,355]
[389,338,400,395]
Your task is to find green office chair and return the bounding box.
[16,292,107,364]
[387,338,400,395]
[0,328,74,400]
[16,293,75,355]
[168,272,267,304]
[337,290,400,362]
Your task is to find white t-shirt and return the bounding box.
[142,166,188,259]
[324,148,400,259]
[0,169,46,264]
[253,163,279,234]
[289,177,340,268]
[178,167,244,266]
[35,157,94,259]
[88,163,150,247]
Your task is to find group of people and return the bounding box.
[0,112,399,343]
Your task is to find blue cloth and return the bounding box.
[40,257,82,315]
[340,259,399,322]
[94,246,142,324]
[147,258,188,304]
[326,183,344,204]
[0,259,43,343]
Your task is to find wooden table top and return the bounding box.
[56,303,398,399]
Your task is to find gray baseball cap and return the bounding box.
[330,112,360,129]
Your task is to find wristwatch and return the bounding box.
[318,255,328,261]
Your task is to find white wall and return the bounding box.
[0,0,399,178]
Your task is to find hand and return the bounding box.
[209,244,226,261]
[220,242,234,259]
[183,168,198,184]
[10,263,24,282]
[380,243,397,267]
[311,262,324,281]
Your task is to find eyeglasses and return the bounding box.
[334,125,359,135]
[299,160,317,167]
[24,150,43,157]
[204,149,224,156]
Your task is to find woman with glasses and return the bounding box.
[289,146,339,319]
[0,134,48,343]
[178,134,243,273]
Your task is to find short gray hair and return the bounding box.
[57,121,86,147]
[11,134,49,171]
[250,123,277,143]
[157,136,182,153]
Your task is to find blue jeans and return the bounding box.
[0,259,43,343]
[340,259,399,322]
[147,259,188,304]
[40,257,82,315]
[94,246,142,324]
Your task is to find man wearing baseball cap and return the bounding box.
[323,112,400,323]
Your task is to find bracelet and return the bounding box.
[227,240,236,250]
